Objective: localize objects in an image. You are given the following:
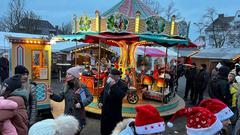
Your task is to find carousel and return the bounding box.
[51,0,190,117]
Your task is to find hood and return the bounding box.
[111,118,134,135]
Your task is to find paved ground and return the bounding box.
[50,76,209,135]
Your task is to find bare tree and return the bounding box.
[203,8,232,48]
[61,22,72,34]
[20,11,41,34]
[164,1,182,21]
[141,0,164,15]
[0,0,25,32]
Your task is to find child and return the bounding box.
[0,75,28,135]
[0,97,18,135]
[199,99,234,126]
[112,104,165,135]
[29,115,79,135]
[167,107,223,135]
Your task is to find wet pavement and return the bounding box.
[50,76,209,135]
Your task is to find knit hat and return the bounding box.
[199,99,234,121]
[66,66,84,80]
[14,65,29,75]
[1,75,22,96]
[167,107,223,135]
[135,104,165,134]
[110,68,121,76]
[29,115,79,135]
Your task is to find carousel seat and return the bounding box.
[81,75,105,96]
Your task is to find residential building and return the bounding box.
[205,10,240,48]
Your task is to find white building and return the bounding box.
[205,10,240,48]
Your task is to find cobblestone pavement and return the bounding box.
[50,76,209,135]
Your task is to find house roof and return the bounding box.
[0,31,48,47]
[192,48,240,60]
[17,18,56,30]
[102,0,157,19]
[205,15,234,31]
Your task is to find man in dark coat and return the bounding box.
[192,64,209,105]
[98,68,128,135]
[184,63,197,102]
[209,66,231,106]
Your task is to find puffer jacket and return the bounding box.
[230,83,240,108]
[0,96,29,135]
[111,119,135,135]
[0,97,18,135]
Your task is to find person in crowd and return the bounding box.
[82,65,92,76]
[29,115,79,135]
[47,66,93,134]
[98,68,128,135]
[192,64,209,105]
[167,107,223,135]
[230,63,240,76]
[0,96,18,135]
[111,104,165,135]
[199,98,234,135]
[228,72,239,113]
[209,66,231,106]
[211,63,221,81]
[234,76,240,135]
[184,63,197,102]
[0,75,29,135]
[13,65,37,126]
[0,55,9,82]
[199,99,233,126]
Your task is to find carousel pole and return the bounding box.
[75,41,77,66]
[97,39,101,97]
[163,47,168,104]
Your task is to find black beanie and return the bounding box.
[2,75,22,94]
[15,65,29,75]
[201,64,207,69]
[218,66,230,78]
[110,68,121,75]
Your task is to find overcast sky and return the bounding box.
[1,0,240,41]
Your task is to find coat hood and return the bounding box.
[111,119,135,135]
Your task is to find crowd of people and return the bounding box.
[1,60,240,135]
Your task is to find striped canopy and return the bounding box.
[102,0,157,19]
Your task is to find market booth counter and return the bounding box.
[7,36,52,116]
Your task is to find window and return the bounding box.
[32,50,48,80]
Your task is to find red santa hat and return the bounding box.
[167,107,223,135]
[199,98,234,121]
[135,104,165,134]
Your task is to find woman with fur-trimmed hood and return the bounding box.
[111,104,165,135]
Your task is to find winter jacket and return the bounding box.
[10,84,37,126]
[185,67,197,84]
[0,57,9,82]
[0,97,18,135]
[99,79,128,135]
[195,69,209,90]
[0,96,29,135]
[111,119,135,135]
[209,76,231,106]
[230,83,240,108]
[50,84,93,128]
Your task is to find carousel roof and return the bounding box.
[102,0,157,19]
[139,34,188,47]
